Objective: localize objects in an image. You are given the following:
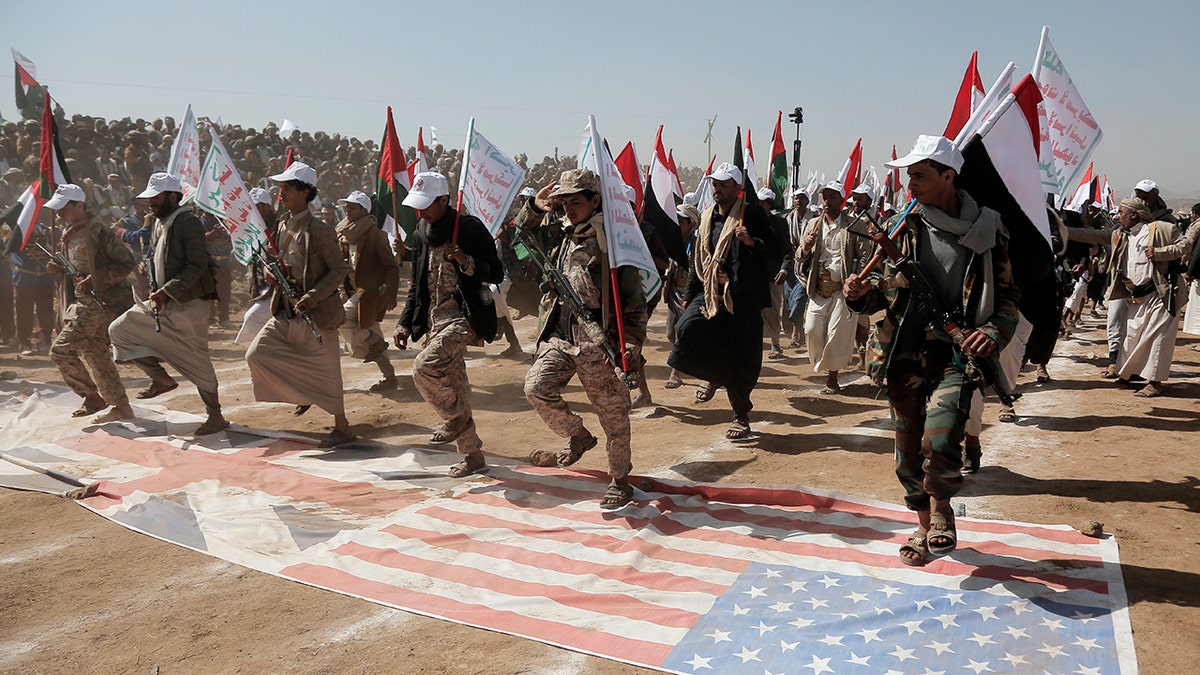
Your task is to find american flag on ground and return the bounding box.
[0,380,1136,674]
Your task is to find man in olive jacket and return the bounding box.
[109,172,227,436]
[336,190,400,391]
[394,172,503,478]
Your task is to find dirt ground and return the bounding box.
[0,296,1197,674]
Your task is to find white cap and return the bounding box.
[885,134,964,173]
[135,172,184,199]
[249,187,272,206]
[683,191,699,207]
[45,183,87,210]
[269,161,318,188]
[402,171,449,209]
[337,190,372,211]
[1134,179,1159,193]
[851,184,876,200]
[821,180,845,195]
[756,187,776,202]
[791,187,806,196]
[706,161,743,184]
[882,201,894,212]
[518,186,536,198]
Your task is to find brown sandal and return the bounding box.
[927,511,957,555]
[430,419,475,445]
[448,451,486,478]
[899,530,928,566]
[600,480,633,510]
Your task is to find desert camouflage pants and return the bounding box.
[412,319,482,455]
[50,301,128,408]
[524,340,632,479]
[886,339,974,511]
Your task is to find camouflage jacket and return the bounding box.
[846,202,1020,386]
[514,201,647,352]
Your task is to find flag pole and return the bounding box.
[452,116,474,245]
[589,115,629,373]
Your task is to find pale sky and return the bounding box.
[4,0,1198,197]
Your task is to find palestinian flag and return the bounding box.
[375,107,416,243]
[11,48,43,120]
[18,90,70,250]
[768,110,788,204]
[406,126,429,185]
[944,51,984,140]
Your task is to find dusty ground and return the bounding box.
[0,298,1197,674]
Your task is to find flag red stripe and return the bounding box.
[331,540,704,629]
[450,484,1106,592]
[282,562,675,662]
[380,521,733,596]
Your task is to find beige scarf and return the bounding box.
[694,198,744,318]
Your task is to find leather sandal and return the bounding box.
[135,379,178,399]
[72,397,107,418]
[927,510,958,555]
[695,383,716,403]
[429,419,475,445]
[318,428,356,448]
[899,530,929,566]
[725,418,751,440]
[448,451,486,478]
[600,480,634,510]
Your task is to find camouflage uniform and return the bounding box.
[848,192,1019,511]
[396,207,504,456]
[515,194,647,480]
[49,215,136,410]
[413,244,485,455]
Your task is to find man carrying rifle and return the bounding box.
[109,173,228,435]
[515,169,646,510]
[393,172,502,477]
[843,135,1018,567]
[245,162,353,448]
[42,184,135,422]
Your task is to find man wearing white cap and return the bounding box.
[668,161,773,440]
[783,188,812,348]
[844,134,1019,566]
[42,184,137,422]
[796,180,872,394]
[247,187,278,298]
[1133,179,1177,224]
[109,172,228,435]
[393,171,504,477]
[246,162,353,447]
[335,189,400,391]
[756,187,791,359]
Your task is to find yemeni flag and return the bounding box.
[956,73,1057,341]
[882,145,900,208]
[742,128,759,192]
[644,126,681,233]
[944,51,985,139]
[17,90,70,250]
[833,138,863,206]
[666,149,682,197]
[11,49,43,120]
[768,110,788,203]
[375,107,416,243]
[1065,162,1097,212]
[613,141,643,218]
[732,127,760,211]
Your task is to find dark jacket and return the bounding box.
[398,208,504,342]
[685,197,774,312]
[156,207,218,303]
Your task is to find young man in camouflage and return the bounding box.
[43,184,136,422]
[516,169,646,509]
[844,135,1019,566]
[393,172,503,477]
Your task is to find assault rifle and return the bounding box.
[35,242,105,311]
[857,202,1020,407]
[509,223,637,390]
[254,242,322,344]
[144,248,162,331]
